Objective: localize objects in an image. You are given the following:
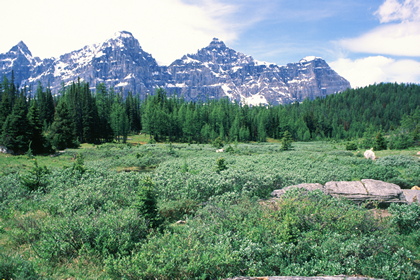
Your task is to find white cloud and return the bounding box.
[330,56,420,88]
[339,21,420,57]
[375,0,420,23]
[337,0,420,58]
[332,0,420,87]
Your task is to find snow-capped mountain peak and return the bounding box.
[10,41,32,56]
[300,56,322,63]
[113,30,134,39]
[0,31,351,105]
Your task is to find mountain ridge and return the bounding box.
[0,31,351,105]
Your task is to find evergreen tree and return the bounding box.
[95,83,114,142]
[64,79,98,143]
[20,159,50,192]
[374,131,387,151]
[281,130,293,151]
[125,91,141,133]
[49,100,78,150]
[134,178,162,229]
[141,88,170,142]
[110,100,129,143]
[27,100,50,154]
[0,94,30,154]
[0,76,17,129]
[35,83,55,127]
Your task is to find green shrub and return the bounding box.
[20,159,50,193]
[281,130,293,151]
[215,157,228,173]
[352,162,400,181]
[106,191,420,280]
[376,155,419,168]
[0,252,40,280]
[133,177,162,229]
[388,132,414,149]
[158,199,199,222]
[212,136,224,148]
[345,141,358,151]
[34,208,148,262]
[389,203,420,234]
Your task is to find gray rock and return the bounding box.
[324,180,368,202]
[272,179,407,206]
[402,189,420,204]
[361,179,405,203]
[0,145,13,154]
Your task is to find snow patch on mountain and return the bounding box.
[0,32,351,105]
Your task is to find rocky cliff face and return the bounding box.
[0,32,351,105]
[0,41,41,86]
[165,40,350,104]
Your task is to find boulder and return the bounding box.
[324,181,368,202]
[402,189,420,204]
[272,179,407,206]
[364,148,376,160]
[361,179,405,203]
[0,145,13,154]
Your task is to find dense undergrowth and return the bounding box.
[1,141,419,279]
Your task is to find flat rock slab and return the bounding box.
[271,179,408,206]
[224,276,384,280]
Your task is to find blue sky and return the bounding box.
[1,0,420,88]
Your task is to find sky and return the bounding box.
[1,0,420,88]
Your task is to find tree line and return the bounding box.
[0,75,419,154]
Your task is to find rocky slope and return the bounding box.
[0,31,351,105]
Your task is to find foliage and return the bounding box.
[280,130,293,150]
[345,141,358,151]
[133,177,162,229]
[1,80,419,150]
[20,159,50,192]
[212,136,224,148]
[49,99,78,150]
[388,203,420,234]
[106,191,419,280]
[215,157,228,173]
[374,131,387,151]
[0,252,40,280]
[1,141,420,279]
[388,130,414,150]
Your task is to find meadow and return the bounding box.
[1,139,420,279]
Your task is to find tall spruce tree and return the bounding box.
[110,98,129,143]
[0,94,30,154]
[27,100,50,154]
[49,100,78,150]
[95,83,114,142]
[0,76,17,129]
[35,83,55,127]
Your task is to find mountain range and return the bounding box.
[0,31,351,105]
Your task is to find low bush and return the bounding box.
[389,203,420,234]
[2,142,419,279]
[0,252,40,280]
[106,191,419,279]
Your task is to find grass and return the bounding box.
[1,138,419,279]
